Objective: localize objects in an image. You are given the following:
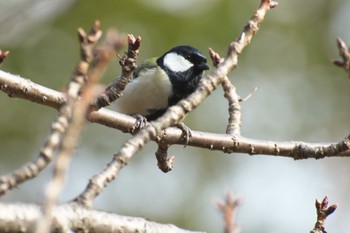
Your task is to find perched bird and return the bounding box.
[115,45,210,121]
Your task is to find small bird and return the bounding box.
[115,45,210,121]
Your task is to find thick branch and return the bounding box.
[0,69,65,109]
[0,203,204,233]
[0,69,349,159]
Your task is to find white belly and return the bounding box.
[114,67,172,116]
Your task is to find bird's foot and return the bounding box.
[131,115,148,133]
[176,122,192,147]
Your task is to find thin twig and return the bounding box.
[0,21,121,196]
[310,196,337,233]
[209,48,242,135]
[221,76,242,135]
[91,34,141,110]
[88,28,128,87]
[73,0,278,208]
[216,191,242,233]
[155,117,192,173]
[38,87,102,233]
[209,47,223,67]
[155,142,175,173]
[333,37,350,79]
[36,20,102,233]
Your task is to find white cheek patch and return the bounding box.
[163,52,193,72]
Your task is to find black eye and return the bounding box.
[185,55,191,60]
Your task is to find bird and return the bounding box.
[114,45,210,122]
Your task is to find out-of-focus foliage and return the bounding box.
[0,0,350,232]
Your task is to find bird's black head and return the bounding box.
[157,45,210,104]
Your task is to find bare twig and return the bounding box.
[310,196,337,233]
[333,37,350,79]
[0,50,9,64]
[216,191,242,233]
[0,21,117,196]
[38,87,103,233]
[73,0,278,208]
[155,142,175,173]
[221,76,242,135]
[209,47,242,135]
[209,48,223,67]
[88,28,128,86]
[36,20,102,233]
[91,34,141,110]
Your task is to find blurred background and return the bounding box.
[1,0,350,232]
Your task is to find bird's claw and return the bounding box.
[177,122,192,147]
[131,115,147,133]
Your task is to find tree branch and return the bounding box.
[155,142,175,173]
[0,203,204,233]
[36,21,103,233]
[73,0,279,207]
[0,0,348,206]
[90,34,141,110]
[87,28,128,87]
[209,48,242,135]
[0,69,349,159]
[0,1,347,232]
[0,22,126,196]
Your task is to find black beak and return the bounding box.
[198,62,210,71]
